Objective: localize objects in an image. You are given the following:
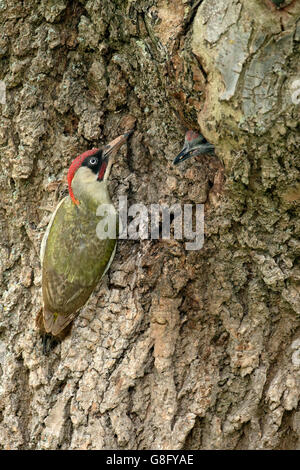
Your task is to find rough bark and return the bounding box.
[0,0,299,450]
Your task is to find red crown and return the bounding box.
[67,148,99,205]
[186,130,199,142]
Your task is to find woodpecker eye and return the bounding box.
[89,157,98,166]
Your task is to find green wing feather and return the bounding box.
[42,196,117,335]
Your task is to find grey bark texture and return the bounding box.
[0,0,299,450]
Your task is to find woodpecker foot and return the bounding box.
[42,333,60,355]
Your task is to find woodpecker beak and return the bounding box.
[103,130,133,159]
[102,130,133,181]
[173,141,215,165]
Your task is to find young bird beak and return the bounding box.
[173,141,215,165]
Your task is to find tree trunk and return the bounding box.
[0,0,299,450]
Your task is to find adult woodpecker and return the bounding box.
[39,131,132,338]
[173,130,215,165]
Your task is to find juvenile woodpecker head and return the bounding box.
[173,130,215,165]
[67,131,132,205]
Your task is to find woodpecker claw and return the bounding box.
[42,333,59,355]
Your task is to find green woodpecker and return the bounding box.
[39,131,132,337]
[173,130,215,165]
